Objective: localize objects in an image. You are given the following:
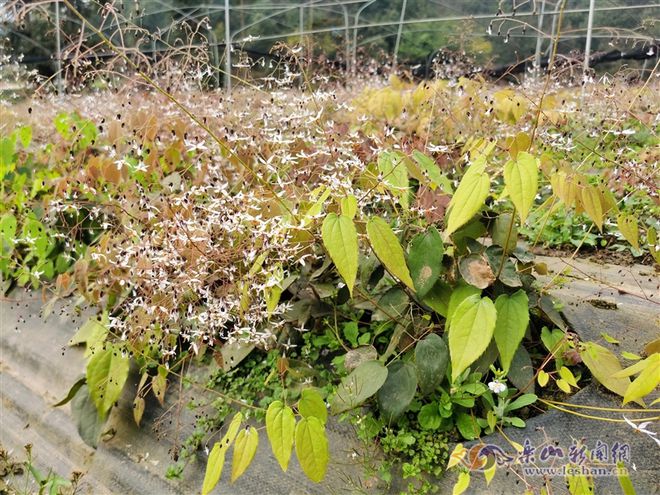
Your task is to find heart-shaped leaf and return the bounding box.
[448,295,497,382]
[493,290,529,372]
[367,217,414,290]
[407,226,444,297]
[330,360,388,414]
[322,213,358,297]
[295,417,329,483]
[377,361,417,422]
[266,401,295,472]
[415,333,449,395]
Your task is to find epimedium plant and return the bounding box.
[4,51,658,495]
[196,141,654,490]
[39,132,660,493]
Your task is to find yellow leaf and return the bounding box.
[556,378,571,393]
[580,186,603,232]
[202,442,227,495]
[340,195,358,219]
[453,471,470,495]
[445,157,490,236]
[617,214,639,250]
[202,414,242,495]
[447,443,467,469]
[295,417,329,483]
[538,370,549,387]
[484,463,497,486]
[503,151,538,224]
[366,216,415,290]
[378,151,409,209]
[623,353,660,405]
[231,427,259,483]
[559,366,578,388]
[322,213,359,297]
[265,401,296,471]
[579,342,643,405]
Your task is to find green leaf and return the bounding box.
[620,351,642,361]
[340,195,358,219]
[372,287,409,322]
[421,280,452,317]
[377,361,418,422]
[305,186,331,222]
[22,218,51,260]
[412,150,453,193]
[231,427,259,483]
[298,389,328,425]
[503,151,538,224]
[266,401,296,472]
[538,370,549,387]
[447,283,481,325]
[559,366,579,388]
[321,213,358,297]
[330,360,388,414]
[343,321,359,347]
[506,393,537,412]
[448,295,497,382]
[491,213,517,254]
[455,412,481,440]
[0,214,17,253]
[415,333,449,395]
[71,384,106,448]
[295,417,329,483]
[18,126,32,149]
[52,376,86,407]
[493,290,529,372]
[85,344,129,417]
[541,326,565,353]
[418,403,442,430]
[378,151,409,209]
[0,134,16,176]
[507,346,535,393]
[623,354,659,405]
[617,214,639,250]
[69,316,108,357]
[507,417,526,428]
[444,156,490,236]
[366,217,414,290]
[601,332,620,345]
[579,342,641,404]
[407,226,444,297]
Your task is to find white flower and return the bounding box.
[623,415,660,446]
[488,380,507,394]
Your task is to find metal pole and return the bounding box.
[392,0,407,71]
[210,31,220,88]
[534,0,546,79]
[353,0,377,76]
[583,0,595,80]
[224,0,231,94]
[341,5,350,74]
[54,0,63,94]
